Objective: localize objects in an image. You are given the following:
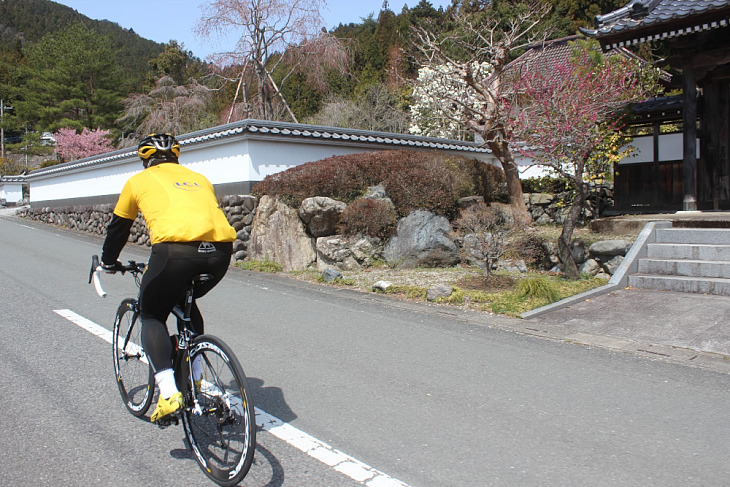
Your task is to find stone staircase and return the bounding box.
[629,227,730,296]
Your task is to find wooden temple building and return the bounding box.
[581,0,730,212]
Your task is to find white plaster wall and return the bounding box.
[0,181,23,202]
[30,158,140,203]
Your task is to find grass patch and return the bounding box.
[235,259,283,273]
[515,277,561,302]
[383,284,427,299]
[486,275,608,317]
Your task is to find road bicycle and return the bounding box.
[89,255,256,486]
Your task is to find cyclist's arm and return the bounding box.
[101,214,134,265]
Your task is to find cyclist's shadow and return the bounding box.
[169,376,293,486]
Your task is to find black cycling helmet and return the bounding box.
[138,133,181,168]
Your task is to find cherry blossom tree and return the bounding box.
[53,127,112,163]
[505,43,660,278]
[196,0,350,122]
[116,76,213,136]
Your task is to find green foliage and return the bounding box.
[521,176,571,194]
[252,150,507,219]
[337,198,397,239]
[15,22,124,132]
[0,0,163,88]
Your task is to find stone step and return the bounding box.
[646,242,730,261]
[629,274,730,296]
[638,258,730,279]
[655,227,730,245]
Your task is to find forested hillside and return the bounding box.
[0,0,165,85]
[0,0,630,173]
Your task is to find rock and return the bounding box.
[321,268,342,282]
[496,258,528,273]
[247,195,316,271]
[427,285,453,301]
[316,235,382,270]
[372,280,392,292]
[360,184,395,208]
[458,195,485,209]
[589,239,631,257]
[526,193,554,205]
[383,210,460,268]
[299,196,346,238]
[535,213,553,225]
[579,258,601,276]
[602,255,624,275]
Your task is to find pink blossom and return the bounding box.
[54,128,113,162]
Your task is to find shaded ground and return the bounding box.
[455,273,517,292]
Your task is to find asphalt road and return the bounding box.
[1,215,729,486]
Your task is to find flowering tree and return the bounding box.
[196,0,349,122]
[506,43,660,278]
[117,76,213,136]
[54,127,112,162]
[411,1,553,227]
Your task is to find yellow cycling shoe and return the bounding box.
[150,392,184,423]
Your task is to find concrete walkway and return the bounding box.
[521,287,730,373]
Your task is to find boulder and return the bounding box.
[496,258,528,274]
[299,196,346,238]
[372,280,393,292]
[579,258,601,276]
[248,195,316,271]
[321,268,343,282]
[427,285,453,301]
[589,239,631,257]
[383,210,460,268]
[316,235,382,270]
[602,255,624,275]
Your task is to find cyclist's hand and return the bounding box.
[101,261,124,274]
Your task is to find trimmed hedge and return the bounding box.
[252,150,507,219]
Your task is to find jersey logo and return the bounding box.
[174,181,203,191]
[198,241,216,253]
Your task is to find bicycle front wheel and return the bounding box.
[182,335,256,486]
[112,298,154,417]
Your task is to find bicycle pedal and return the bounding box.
[154,413,180,429]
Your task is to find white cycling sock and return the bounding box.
[155,368,179,399]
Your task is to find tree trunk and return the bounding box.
[557,179,588,280]
[488,139,531,228]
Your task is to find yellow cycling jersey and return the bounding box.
[113,163,236,244]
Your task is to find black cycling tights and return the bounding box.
[139,241,232,373]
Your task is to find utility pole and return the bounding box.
[0,99,12,159]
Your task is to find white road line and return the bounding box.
[54,309,411,487]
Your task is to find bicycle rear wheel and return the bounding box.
[182,335,256,486]
[112,298,154,417]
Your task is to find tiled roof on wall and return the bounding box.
[27,119,491,179]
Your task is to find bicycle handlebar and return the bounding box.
[89,255,146,298]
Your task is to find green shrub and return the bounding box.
[521,176,570,194]
[337,198,397,238]
[515,277,560,303]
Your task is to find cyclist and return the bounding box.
[100,133,236,423]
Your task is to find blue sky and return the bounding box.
[54,0,452,61]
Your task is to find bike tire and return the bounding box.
[112,298,154,417]
[182,335,256,486]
